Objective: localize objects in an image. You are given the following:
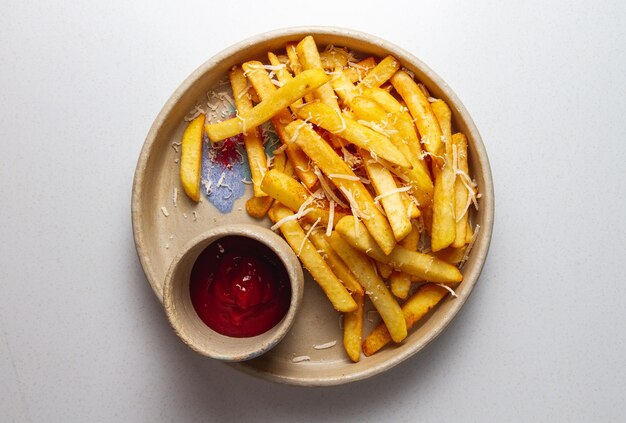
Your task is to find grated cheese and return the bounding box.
[160,206,169,217]
[298,218,321,256]
[326,200,335,237]
[192,211,198,221]
[437,283,458,298]
[241,178,253,185]
[172,188,178,208]
[313,340,337,350]
[331,108,346,134]
[270,208,314,231]
[339,186,361,236]
[292,355,311,363]
[460,224,480,267]
[314,167,348,208]
[373,186,413,204]
[171,142,181,153]
[273,144,288,155]
[357,120,398,136]
[328,173,361,182]
[289,119,310,144]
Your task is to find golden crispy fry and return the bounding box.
[230,66,268,197]
[308,230,363,295]
[286,120,397,255]
[433,245,468,265]
[345,57,377,83]
[179,114,205,202]
[363,283,448,356]
[268,52,303,113]
[390,224,421,299]
[328,233,407,343]
[335,216,463,283]
[430,99,456,251]
[390,70,443,156]
[319,48,350,69]
[466,219,474,244]
[245,196,273,218]
[269,204,357,312]
[260,169,345,227]
[242,61,318,189]
[331,71,360,105]
[343,292,364,362]
[362,149,412,242]
[205,68,329,142]
[452,132,469,247]
[377,261,393,279]
[296,36,340,111]
[400,191,421,219]
[296,102,410,168]
[285,43,315,104]
[357,55,400,89]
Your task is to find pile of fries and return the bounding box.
[180,36,480,361]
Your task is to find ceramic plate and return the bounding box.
[132,27,494,386]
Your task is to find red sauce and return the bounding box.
[214,134,243,168]
[189,236,291,337]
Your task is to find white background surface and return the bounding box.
[1,0,625,421]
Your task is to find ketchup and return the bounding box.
[189,236,291,337]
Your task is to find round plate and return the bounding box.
[132,26,494,386]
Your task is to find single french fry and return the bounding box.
[433,245,468,265]
[452,132,469,247]
[230,66,267,197]
[285,43,315,104]
[361,149,412,242]
[286,120,397,255]
[272,150,286,173]
[296,36,340,111]
[346,56,377,83]
[320,47,350,69]
[268,52,303,113]
[363,283,448,356]
[343,292,364,362]
[179,114,206,202]
[377,261,393,279]
[357,55,400,89]
[260,169,346,227]
[205,68,329,142]
[242,61,318,189]
[270,204,356,312]
[335,216,463,284]
[430,100,456,252]
[390,224,421,299]
[297,102,410,168]
[331,71,360,105]
[308,230,363,295]
[400,191,421,219]
[245,196,273,218]
[390,70,444,156]
[465,219,474,244]
[328,233,407,343]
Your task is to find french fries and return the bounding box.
[335,216,463,284]
[430,99,456,251]
[286,120,397,255]
[363,283,449,356]
[328,232,407,343]
[357,55,400,89]
[230,66,267,198]
[391,70,444,156]
[269,204,357,313]
[181,36,481,362]
[296,102,411,168]
[296,36,340,111]
[242,61,318,189]
[205,68,329,142]
[179,114,205,201]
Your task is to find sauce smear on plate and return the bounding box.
[189,236,291,337]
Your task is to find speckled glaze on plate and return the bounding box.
[131,26,494,386]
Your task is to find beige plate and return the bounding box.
[131,27,494,386]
